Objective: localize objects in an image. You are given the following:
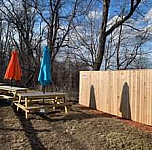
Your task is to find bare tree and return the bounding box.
[0,0,43,86]
[30,0,79,69]
[94,0,141,70]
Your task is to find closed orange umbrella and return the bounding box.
[4,49,22,82]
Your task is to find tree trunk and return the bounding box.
[93,0,110,70]
[116,24,123,70]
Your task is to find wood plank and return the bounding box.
[90,71,99,110]
[136,70,140,122]
[14,102,71,111]
[0,83,6,86]
[139,70,143,123]
[98,71,103,112]
[0,86,28,91]
[111,71,116,115]
[79,71,91,107]
[113,71,118,116]
[119,70,131,119]
[143,70,146,124]
[17,92,66,98]
[0,95,15,100]
[14,103,29,112]
[146,70,150,125]
[107,71,112,114]
[150,71,152,125]
[99,71,106,113]
[131,70,136,121]
[79,71,83,105]
[25,103,72,110]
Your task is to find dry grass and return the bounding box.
[0,101,152,149]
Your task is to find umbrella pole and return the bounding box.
[42,86,45,94]
[42,86,45,103]
[11,79,12,87]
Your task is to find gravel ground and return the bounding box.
[0,100,152,150]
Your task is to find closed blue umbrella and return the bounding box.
[38,46,52,93]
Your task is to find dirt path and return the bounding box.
[0,101,152,150]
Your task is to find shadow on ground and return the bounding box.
[12,108,47,149]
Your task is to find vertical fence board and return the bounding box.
[79,71,91,107]
[146,70,151,125]
[98,72,102,111]
[136,70,140,122]
[110,71,115,114]
[90,72,99,110]
[113,71,118,116]
[150,71,152,125]
[116,71,120,117]
[99,71,107,112]
[143,70,147,124]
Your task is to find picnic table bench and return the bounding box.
[0,85,28,100]
[14,92,71,119]
[0,83,6,86]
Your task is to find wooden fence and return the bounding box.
[79,69,152,126]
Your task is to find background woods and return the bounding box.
[0,0,152,99]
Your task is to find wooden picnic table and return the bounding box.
[0,85,28,100]
[14,92,70,119]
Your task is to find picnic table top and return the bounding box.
[0,85,28,91]
[17,92,67,98]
